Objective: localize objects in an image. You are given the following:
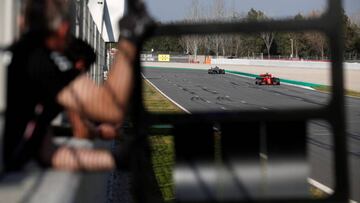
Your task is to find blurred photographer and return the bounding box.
[3,0,118,172]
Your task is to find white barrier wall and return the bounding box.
[0,0,16,173]
[0,0,17,113]
[211,58,360,70]
[0,54,10,113]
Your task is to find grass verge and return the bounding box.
[143,80,180,202]
[309,185,329,199]
[149,136,175,202]
[143,80,183,113]
[314,85,360,98]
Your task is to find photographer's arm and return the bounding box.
[57,40,136,124]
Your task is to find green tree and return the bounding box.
[343,10,360,59]
[143,36,183,53]
[245,8,275,58]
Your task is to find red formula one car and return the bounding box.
[255,73,280,85]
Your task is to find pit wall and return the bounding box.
[142,62,360,92]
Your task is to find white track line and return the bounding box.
[142,74,191,114]
[307,178,334,194]
[308,178,357,203]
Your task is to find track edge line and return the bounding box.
[141,73,192,114]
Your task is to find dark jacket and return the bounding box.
[3,32,93,171]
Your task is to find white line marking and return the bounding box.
[241,100,247,104]
[142,74,191,114]
[259,153,268,160]
[307,178,358,203]
[307,178,333,194]
[283,82,316,90]
[221,107,227,110]
[227,72,254,79]
[206,100,211,103]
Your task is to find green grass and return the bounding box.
[314,85,360,97]
[309,185,329,199]
[143,80,183,113]
[143,80,180,202]
[149,136,175,202]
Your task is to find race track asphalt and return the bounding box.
[143,67,360,201]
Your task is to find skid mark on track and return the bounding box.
[230,81,241,86]
[253,87,324,106]
[216,96,233,102]
[197,85,219,95]
[191,96,207,102]
[226,75,327,105]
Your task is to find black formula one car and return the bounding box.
[208,66,225,74]
[255,73,281,85]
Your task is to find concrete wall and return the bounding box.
[210,59,360,91]
[0,0,17,48]
[0,54,8,115]
[0,0,19,113]
[0,0,20,171]
[142,62,360,92]
[211,58,360,70]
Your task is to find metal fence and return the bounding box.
[127,0,349,202]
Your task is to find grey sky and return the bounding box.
[144,0,360,22]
